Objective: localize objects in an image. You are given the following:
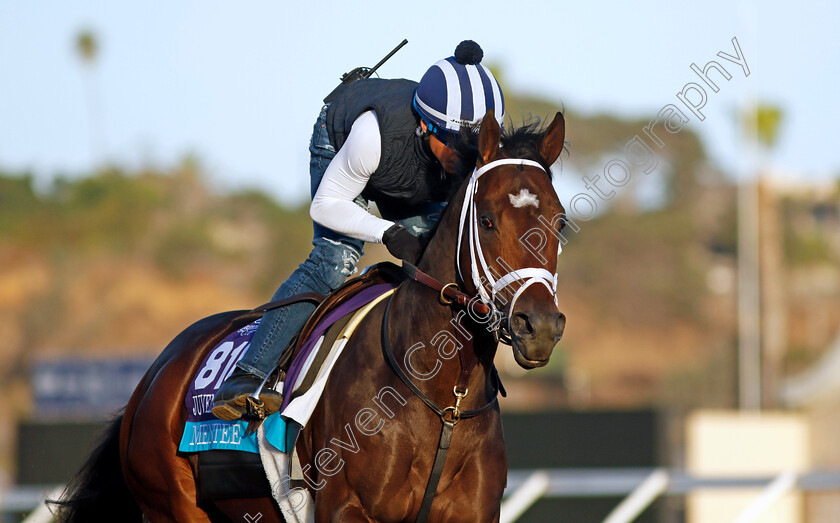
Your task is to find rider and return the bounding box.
[212,40,506,421]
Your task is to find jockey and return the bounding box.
[212,40,505,421]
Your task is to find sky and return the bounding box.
[0,0,838,205]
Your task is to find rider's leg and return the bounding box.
[237,235,363,379]
[212,236,363,420]
[378,200,447,242]
[212,105,365,421]
[389,202,446,237]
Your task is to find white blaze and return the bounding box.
[508,188,539,209]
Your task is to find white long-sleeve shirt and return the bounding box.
[309,110,395,244]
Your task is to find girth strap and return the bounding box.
[415,418,455,523]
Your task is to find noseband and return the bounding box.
[456,158,560,340]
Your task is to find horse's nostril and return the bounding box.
[556,313,566,339]
[511,312,535,337]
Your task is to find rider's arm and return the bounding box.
[309,110,394,244]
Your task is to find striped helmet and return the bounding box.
[414,41,505,137]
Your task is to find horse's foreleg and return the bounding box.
[327,498,374,523]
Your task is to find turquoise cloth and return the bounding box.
[178,414,288,454]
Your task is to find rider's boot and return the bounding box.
[211,368,283,421]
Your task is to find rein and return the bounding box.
[385,263,501,523]
[401,261,491,315]
[380,299,499,421]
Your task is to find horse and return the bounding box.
[52,108,567,522]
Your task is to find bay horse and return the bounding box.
[52,109,567,522]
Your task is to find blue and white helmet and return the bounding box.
[414,41,505,138]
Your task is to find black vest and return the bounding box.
[326,78,454,210]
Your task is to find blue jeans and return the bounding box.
[237,105,445,379]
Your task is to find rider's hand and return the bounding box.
[382,224,424,264]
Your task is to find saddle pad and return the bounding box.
[179,283,396,455]
[178,319,283,453]
[281,283,393,405]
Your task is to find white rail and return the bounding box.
[733,471,798,523]
[4,469,840,521]
[500,470,551,523]
[603,468,669,523]
[0,485,63,513]
[502,468,840,522]
[21,486,64,523]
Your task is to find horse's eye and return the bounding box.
[479,215,494,229]
[558,216,567,231]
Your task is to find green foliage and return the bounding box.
[0,166,313,290]
[56,167,170,251]
[154,219,215,278]
[504,89,711,210]
[781,197,837,266]
[75,30,98,65]
[743,103,784,150]
[0,173,47,239]
[785,230,834,266]
[783,344,821,376]
[560,207,707,325]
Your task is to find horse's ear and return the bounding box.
[478,109,500,165]
[539,112,566,165]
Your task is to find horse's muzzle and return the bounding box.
[509,310,565,369]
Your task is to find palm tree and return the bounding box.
[736,102,785,409]
[76,31,98,65]
[750,104,786,408]
[751,104,784,153]
[75,29,104,166]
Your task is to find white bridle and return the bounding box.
[456,158,560,335]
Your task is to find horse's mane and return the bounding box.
[420,116,561,243]
[498,117,558,176]
[444,115,560,206]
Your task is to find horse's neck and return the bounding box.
[392,183,498,408]
[416,178,466,286]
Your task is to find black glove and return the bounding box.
[382,224,424,263]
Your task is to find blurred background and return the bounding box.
[1,1,839,521]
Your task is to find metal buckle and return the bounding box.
[246,396,266,420]
[439,282,460,305]
[442,386,469,422]
[442,406,460,422]
[488,307,505,332]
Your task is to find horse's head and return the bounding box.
[456,110,567,369]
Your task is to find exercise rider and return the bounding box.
[212,40,505,421]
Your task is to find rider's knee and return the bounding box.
[310,238,362,291]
